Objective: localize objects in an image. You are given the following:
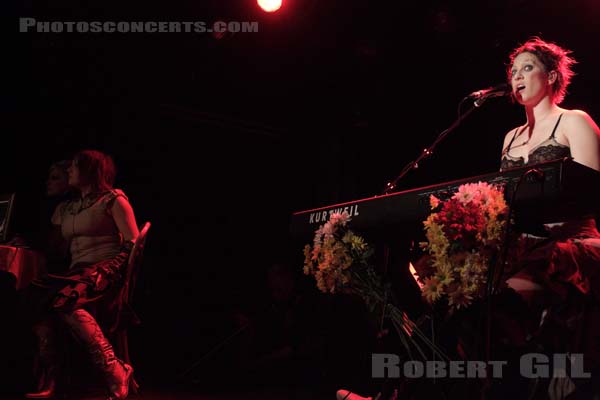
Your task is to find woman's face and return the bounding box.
[46,167,69,196]
[67,161,81,188]
[510,52,552,105]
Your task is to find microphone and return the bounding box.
[468,83,511,107]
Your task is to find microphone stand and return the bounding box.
[383,97,481,195]
[379,94,499,398]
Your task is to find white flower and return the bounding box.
[329,211,351,227]
[453,183,478,204]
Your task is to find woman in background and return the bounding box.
[26,149,139,399]
[45,160,73,208]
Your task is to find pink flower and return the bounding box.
[329,211,351,227]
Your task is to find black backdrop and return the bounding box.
[6,0,600,391]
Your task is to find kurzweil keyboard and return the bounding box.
[290,158,600,238]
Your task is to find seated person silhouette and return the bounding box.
[43,159,78,274]
[21,149,139,399]
[222,262,331,390]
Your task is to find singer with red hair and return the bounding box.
[334,37,600,400]
[498,37,600,399]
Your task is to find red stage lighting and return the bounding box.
[257,0,282,13]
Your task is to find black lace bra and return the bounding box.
[500,114,570,170]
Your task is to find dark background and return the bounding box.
[5,0,600,395]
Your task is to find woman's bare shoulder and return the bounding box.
[561,108,598,126]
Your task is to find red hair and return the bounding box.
[507,37,576,104]
[73,150,116,192]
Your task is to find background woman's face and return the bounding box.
[46,167,69,196]
[68,161,81,188]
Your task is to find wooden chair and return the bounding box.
[110,221,151,394]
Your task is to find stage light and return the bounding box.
[257,0,282,13]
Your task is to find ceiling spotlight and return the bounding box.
[257,0,282,13]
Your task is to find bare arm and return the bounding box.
[111,196,139,242]
[564,110,600,171]
[46,224,69,263]
[50,201,65,226]
[48,202,68,261]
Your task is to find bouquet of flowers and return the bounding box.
[303,212,372,295]
[418,182,509,312]
[303,211,446,360]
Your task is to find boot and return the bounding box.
[24,366,57,399]
[60,309,133,399]
[336,389,373,400]
[26,321,59,399]
[89,340,133,399]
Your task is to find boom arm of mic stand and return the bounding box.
[382,100,480,195]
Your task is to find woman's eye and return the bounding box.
[524,65,532,71]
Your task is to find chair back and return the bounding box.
[0,193,16,242]
[122,221,151,306]
[110,221,151,382]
